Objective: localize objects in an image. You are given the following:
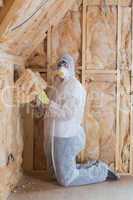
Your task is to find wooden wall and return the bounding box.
[23,0,133,175]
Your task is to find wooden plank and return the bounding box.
[0,0,14,25]
[80,0,87,162]
[86,0,131,6]
[33,117,47,170]
[82,0,87,85]
[0,0,3,7]
[30,67,47,73]
[0,50,24,65]
[47,27,52,83]
[130,3,133,175]
[85,69,117,74]
[115,5,122,172]
[22,106,34,172]
[86,6,90,67]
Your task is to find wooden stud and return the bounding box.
[22,106,34,172]
[0,0,3,7]
[85,69,117,74]
[86,0,131,6]
[47,27,52,84]
[0,0,14,25]
[0,50,24,65]
[82,0,87,85]
[80,0,87,162]
[130,3,133,175]
[115,5,121,172]
[86,5,89,66]
[30,67,47,73]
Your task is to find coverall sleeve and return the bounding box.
[48,95,80,121]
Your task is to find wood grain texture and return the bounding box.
[34,117,47,170]
[0,0,3,7]
[87,0,131,6]
[0,0,14,25]
[130,2,133,175]
[119,7,132,173]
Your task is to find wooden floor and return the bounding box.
[8,175,133,200]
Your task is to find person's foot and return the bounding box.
[106,169,120,181]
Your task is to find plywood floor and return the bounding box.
[8,175,133,200]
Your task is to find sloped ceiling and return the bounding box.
[0,0,4,7]
[0,0,76,61]
[0,0,14,25]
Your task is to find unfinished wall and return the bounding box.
[25,1,82,171]
[82,6,117,170]
[24,1,133,175]
[0,53,24,198]
[23,39,47,171]
[5,0,133,198]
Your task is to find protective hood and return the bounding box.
[59,54,76,79]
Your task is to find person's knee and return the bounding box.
[57,177,70,187]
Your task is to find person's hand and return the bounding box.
[37,90,50,105]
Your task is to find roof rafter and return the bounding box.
[0,0,76,61]
[0,0,3,7]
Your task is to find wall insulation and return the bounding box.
[24,0,133,176]
[25,0,82,171]
[0,53,24,199]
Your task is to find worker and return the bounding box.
[38,54,120,187]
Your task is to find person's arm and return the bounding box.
[48,95,80,121]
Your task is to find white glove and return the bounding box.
[37,90,50,105]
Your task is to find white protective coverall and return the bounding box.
[45,54,112,186]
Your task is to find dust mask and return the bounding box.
[57,67,70,80]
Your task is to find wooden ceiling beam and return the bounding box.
[0,0,14,25]
[0,0,3,7]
